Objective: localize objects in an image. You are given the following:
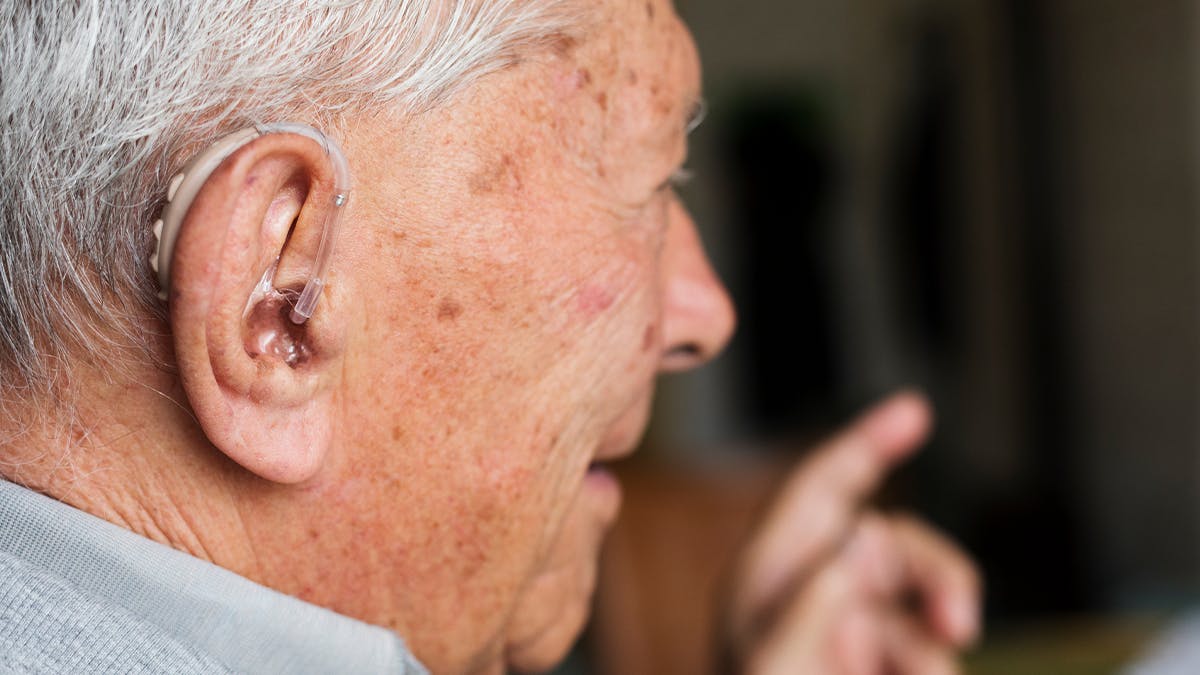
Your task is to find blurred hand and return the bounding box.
[722,392,981,675]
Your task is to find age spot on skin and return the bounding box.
[549,33,580,59]
[646,2,655,19]
[468,153,523,195]
[438,298,464,322]
[575,285,615,317]
[642,324,657,352]
[557,67,593,96]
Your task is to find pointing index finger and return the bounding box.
[729,391,933,640]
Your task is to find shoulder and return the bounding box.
[0,550,231,674]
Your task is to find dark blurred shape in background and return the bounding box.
[728,91,837,434]
[563,0,1200,673]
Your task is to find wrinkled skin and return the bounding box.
[181,2,980,672]
[239,1,735,672]
[1,0,980,672]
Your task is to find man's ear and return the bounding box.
[168,132,349,484]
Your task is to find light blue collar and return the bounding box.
[0,480,426,674]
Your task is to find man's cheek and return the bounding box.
[563,264,659,365]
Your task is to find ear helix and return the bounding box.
[151,122,351,324]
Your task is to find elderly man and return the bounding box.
[0,1,978,673]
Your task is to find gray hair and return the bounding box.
[0,0,582,402]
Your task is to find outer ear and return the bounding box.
[168,132,348,484]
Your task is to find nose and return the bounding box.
[658,196,736,373]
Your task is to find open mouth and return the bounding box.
[586,462,616,484]
[584,460,620,486]
[582,462,623,523]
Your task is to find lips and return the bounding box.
[580,387,652,525]
[582,464,623,526]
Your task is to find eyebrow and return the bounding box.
[686,97,708,135]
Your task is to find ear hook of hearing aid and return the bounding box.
[150,122,351,325]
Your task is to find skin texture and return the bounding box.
[288,2,730,670]
[0,0,981,673]
[21,0,727,672]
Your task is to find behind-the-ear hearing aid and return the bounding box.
[150,122,350,325]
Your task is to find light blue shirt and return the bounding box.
[0,479,427,674]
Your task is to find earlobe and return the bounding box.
[166,128,351,484]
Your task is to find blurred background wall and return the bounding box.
[562,0,1200,672]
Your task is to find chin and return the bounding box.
[502,513,606,673]
[505,595,592,674]
[503,551,599,672]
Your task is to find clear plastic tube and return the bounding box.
[254,123,351,324]
[152,122,350,326]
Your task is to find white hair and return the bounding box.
[0,0,583,401]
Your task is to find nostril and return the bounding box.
[667,343,702,360]
[660,342,704,372]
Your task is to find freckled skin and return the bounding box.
[52,2,734,675]
[437,298,464,322]
[235,2,734,672]
[468,154,523,195]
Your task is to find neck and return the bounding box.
[0,369,266,579]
